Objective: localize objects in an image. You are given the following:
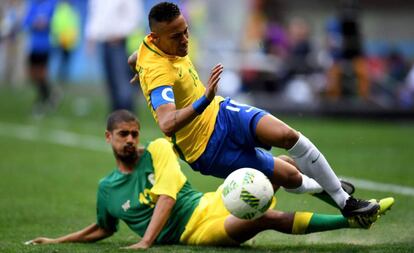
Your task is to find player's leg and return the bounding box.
[224,207,384,243]
[255,114,378,217]
[29,53,52,116]
[272,156,323,193]
[278,155,355,208]
[212,99,343,204]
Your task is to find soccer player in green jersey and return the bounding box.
[128,2,380,218]
[27,110,394,250]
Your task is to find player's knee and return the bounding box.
[277,155,295,166]
[282,128,299,149]
[271,167,301,189]
[288,169,302,188]
[278,168,301,189]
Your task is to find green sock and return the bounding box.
[292,212,349,234]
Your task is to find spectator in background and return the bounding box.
[85,0,143,113]
[399,63,414,109]
[0,0,26,87]
[286,18,312,77]
[263,22,289,59]
[24,0,58,116]
[51,0,80,84]
[326,0,370,101]
[385,50,410,93]
[240,0,290,94]
[371,50,411,107]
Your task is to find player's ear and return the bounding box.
[105,130,111,143]
[150,32,159,42]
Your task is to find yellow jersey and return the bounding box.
[135,35,223,163]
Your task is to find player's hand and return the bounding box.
[121,240,152,250]
[25,237,57,245]
[128,52,139,84]
[205,63,223,101]
[130,74,139,84]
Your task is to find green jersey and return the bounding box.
[96,138,203,244]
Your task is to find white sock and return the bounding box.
[284,173,324,194]
[287,133,349,208]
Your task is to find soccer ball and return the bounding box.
[221,168,274,220]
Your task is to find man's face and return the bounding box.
[106,121,140,164]
[151,15,189,57]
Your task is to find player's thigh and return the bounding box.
[255,114,299,149]
[180,191,239,246]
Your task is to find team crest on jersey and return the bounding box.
[121,200,131,212]
[148,173,155,185]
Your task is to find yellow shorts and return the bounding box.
[180,186,277,246]
[179,187,239,246]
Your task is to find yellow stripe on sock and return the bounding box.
[292,212,313,234]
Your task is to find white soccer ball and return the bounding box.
[221,168,274,220]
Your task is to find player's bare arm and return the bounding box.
[155,64,223,137]
[123,195,176,249]
[27,223,113,245]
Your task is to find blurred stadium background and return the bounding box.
[0,0,414,252]
[2,0,414,115]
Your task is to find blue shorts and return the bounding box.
[190,97,275,179]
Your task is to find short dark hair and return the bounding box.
[148,2,181,31]
[106,110,140,132]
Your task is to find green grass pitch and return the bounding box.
[0,86,413,253]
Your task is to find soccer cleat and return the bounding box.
[341,196,380,217]
[348,197,394,229]
[340,179,355,195]
[370,197,395,216]
[348,212,378,229]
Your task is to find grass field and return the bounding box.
[0,85,413,253]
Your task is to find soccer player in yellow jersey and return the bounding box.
[26,110,394,250]
[129,2,380,218]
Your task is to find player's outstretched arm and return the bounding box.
[155,64,223,137]
[26,223,113,245]
[123,195,176,249]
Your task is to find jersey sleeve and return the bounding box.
[144,63,176,92]
[96,182,119,232]
[147,138,187,200]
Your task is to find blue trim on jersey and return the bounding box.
[150,86,175,110]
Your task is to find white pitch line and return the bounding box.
[342,176,414,197]
[1,121,414,197]
[0,121,110,153]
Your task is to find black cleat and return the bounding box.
[341,196,380,217]
[340,179,355,195]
